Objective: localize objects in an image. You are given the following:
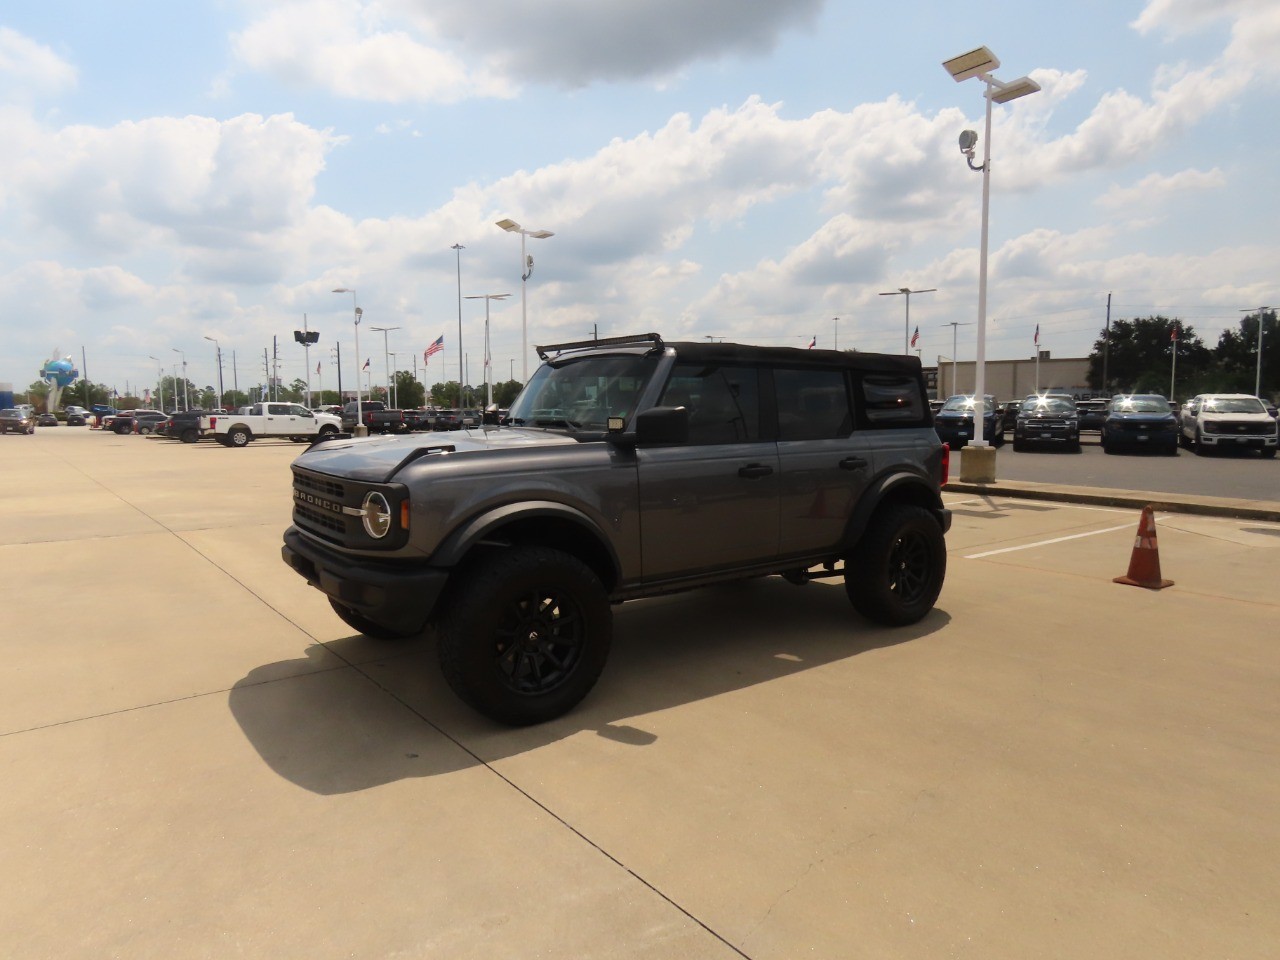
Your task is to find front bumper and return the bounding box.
[281,526,448,635]
[1200,434,1277,449]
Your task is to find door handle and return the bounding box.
[738,464,774,479]
[839,456,868,470]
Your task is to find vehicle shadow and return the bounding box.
[229,577,950,794]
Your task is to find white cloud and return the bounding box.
[1096,167,1226,210]
[0,27,77,100]
[230,0,822,102]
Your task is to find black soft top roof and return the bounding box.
[536,332,921,375]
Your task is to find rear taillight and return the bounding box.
[940,443,950,486]
[209,417,217,429]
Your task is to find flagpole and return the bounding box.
[1170,323,1178,402]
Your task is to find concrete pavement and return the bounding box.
[3,428,1278,959]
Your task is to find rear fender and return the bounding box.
[842,472,949,550]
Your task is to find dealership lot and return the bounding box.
[2,430,1278,959]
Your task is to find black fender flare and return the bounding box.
[841,471,949,551]
[431,500,622,585]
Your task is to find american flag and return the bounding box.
[424,334,444,365]
[362,358,370,371]
[1034,323,1040,345]
[806,336,816,349]
[316,361,321,375]
[1170,323,1178,342]
[910,326,919,348]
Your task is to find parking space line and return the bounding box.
[964,520,1147,559]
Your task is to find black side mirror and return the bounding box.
[630,406,690,446]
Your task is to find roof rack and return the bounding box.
[535,332,664,361]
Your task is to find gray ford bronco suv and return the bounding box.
[282,333,951,724]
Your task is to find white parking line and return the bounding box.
[964,519,1149,559]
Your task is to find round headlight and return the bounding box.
[360,492,392,539]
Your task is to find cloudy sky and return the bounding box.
[2,0,1277,398]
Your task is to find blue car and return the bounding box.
[1101,394,1178,455]
[933,394,1003,448]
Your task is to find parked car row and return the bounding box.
[934,392,1278,458]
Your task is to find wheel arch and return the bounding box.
[433,501,622,591]
[842,472,946,551]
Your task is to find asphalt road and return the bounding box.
[990,431,1278,501]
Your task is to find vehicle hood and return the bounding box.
[1108,411,1174,424]
[294,425,583,483]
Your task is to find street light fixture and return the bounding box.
[879,287,937,354]
[465,293,511,407]
[171,348,189,411]
[369,325,401,406]
[203,336,224,410]
[495,218,554,382]
[943,45,1041,449]
[332,288,365,435]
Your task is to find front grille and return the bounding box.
[291,466,409,550]
[1209,420,1272,436]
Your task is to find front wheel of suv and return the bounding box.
[845,505,946,627]
[438,546,612,725]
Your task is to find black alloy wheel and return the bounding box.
[439,546,612,725]
[845,504,946,626]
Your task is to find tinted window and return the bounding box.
[773,368,852,441]
[859,374,926,425]
[660,364,760,444]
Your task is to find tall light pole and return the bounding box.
[171,348,189,411]
[203,336,224,409]
[944,45,1041,448]
[148,356,164,411]
[451,243,465,408]
[369,325,400,405]
[879,287,936,354]
[495,218,554,381]
[388,352,400,408]
[465,293,511,407]
[332,288,365,435]
[940,321,974,396]
[1242,307,1274,397]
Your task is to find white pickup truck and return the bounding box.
[213,402,342,447]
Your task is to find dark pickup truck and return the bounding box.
[340,401,405,433]
[283,333,951,725]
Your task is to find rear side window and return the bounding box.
[773,368,852,440]
[660,364,760,444]
[858,374,928,427]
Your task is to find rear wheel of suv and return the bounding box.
[845,505,946,626]
[438,546,612,725]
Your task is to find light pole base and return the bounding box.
[354,425,369,437]
[959,444,997,483]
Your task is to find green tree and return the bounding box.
[393,370,425,409]
[1088,316,1211,397]
[493,379,524,407]
[1216,309,1278,397]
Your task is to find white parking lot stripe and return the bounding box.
[964,520,1147,559]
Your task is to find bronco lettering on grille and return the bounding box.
[294,488,343,514]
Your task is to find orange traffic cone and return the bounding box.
[1113,505,1173,590]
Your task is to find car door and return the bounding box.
[637,363,779,580]
[772,366,869,558]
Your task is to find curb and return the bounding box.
[943,481,1280,522]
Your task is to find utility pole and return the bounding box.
[1102,292,1111,394]
[331,344,343,401]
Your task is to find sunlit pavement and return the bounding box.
[3,429,1277,959]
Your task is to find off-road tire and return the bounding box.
[328,598,419,641]
[438,546,612,725]
[845,504,946,627]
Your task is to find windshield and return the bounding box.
[508,354,657,431]
[1202,397,1266,414]
[1021,398,1076,414]
[940,395,995,414]
[1112,396,1169,414]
